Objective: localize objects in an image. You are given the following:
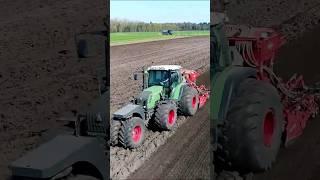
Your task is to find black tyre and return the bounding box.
[119,117,145,148]
[216,79,284,172]
[180,86,199,116]
[110,120,121,146]
[154,103,177,130]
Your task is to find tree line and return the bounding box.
[110,19,210,33]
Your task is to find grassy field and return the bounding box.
[110,31,209,46]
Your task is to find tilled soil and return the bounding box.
[226,0,320,42]
[110,37,209,113]
[110,37,209,179]
[0,0,106,178]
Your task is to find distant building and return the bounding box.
[162,30,173,35]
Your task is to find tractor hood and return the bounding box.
[144,85,163,94]
[10,135,107,179]
[136,86,163,109]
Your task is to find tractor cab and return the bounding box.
[133,65,183,109]
[146,65,182,98]
[146,65,182,89]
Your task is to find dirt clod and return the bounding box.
[0,0,106,178]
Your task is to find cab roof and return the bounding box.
[147,65,182,71]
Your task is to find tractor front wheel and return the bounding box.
[110,119,122,146]
[154,103,177,130]
[215,78,284,173]
[119,117,145,149]
[180,86,199,116]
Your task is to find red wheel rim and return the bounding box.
[132,125,142,143]
[263,110,275,147]
[168,110,175,125]
[192,96,197,109]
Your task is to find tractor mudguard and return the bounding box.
[179,83,197,98]
[10,135,107,180]
[113,104,144,120]
[177,84,187,99]
[211,66,256,124]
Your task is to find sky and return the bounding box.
[111,0,210,23]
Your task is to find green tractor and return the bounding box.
[111,65,209,148]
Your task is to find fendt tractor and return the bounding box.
[111,65,209,148]
[9,29,109,180]
[212,9,320,179]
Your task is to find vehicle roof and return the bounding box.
[147,65,182,71]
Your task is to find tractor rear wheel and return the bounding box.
[119,117,145,148]
[154,103,177,130]
[180,86,199,116]
[216,78,284,172]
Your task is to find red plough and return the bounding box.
[226,25,319,145]
[181,69,210,108]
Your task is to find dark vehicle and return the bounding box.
[162,30,173,35]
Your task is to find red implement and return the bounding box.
[181,69,210,108]
[226,25,319,145]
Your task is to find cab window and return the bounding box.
[148,70,169,87]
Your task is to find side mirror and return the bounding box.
[133,74,138,80]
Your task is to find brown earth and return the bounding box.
[0,1,209,179]
[110,36,210,113]
[0,0,106,178]
[110,37,210,179]
[226,0,320,41]
[4,0,320,179]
